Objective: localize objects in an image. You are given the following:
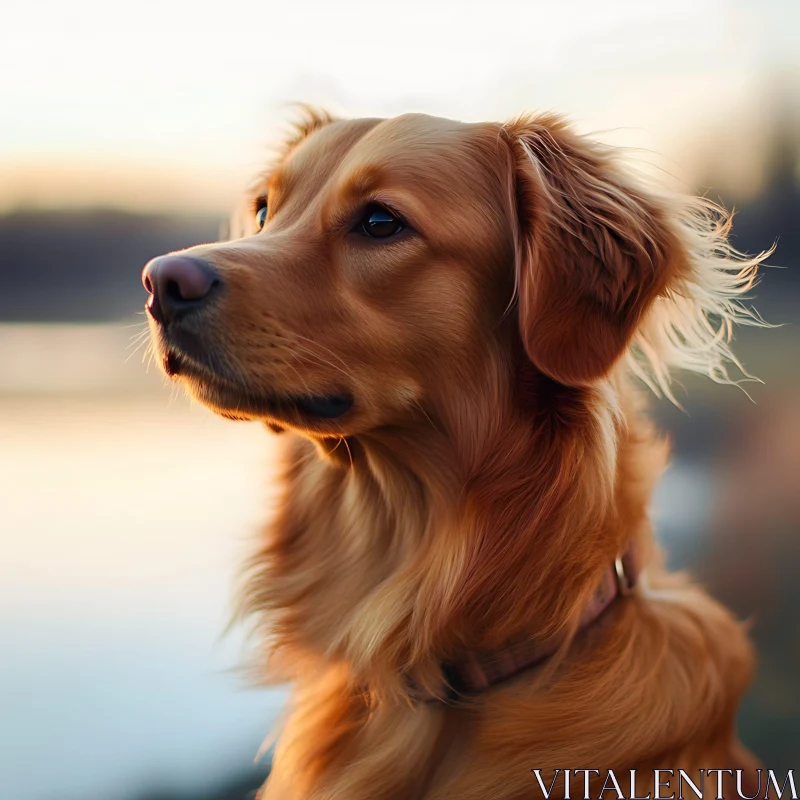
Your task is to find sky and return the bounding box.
[1,0,798,212]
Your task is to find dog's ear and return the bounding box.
[505,114,682,386]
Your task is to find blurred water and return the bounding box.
[0,372,286,799]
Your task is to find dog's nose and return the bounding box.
[142,255,221,323]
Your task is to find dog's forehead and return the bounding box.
[280,117,382,183]
[277,113,498,201]
[346,114,498,179]
[351,113,483,154]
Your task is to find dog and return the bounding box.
[142,108,769,799]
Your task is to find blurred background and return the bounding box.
[1,1,798,797]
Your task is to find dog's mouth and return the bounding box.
[160,345,353,423]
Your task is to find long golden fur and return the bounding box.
[144,109,769,799]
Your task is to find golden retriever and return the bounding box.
[142,108,769,799]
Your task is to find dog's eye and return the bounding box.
[255,203,268,231]
[360,204,403,238]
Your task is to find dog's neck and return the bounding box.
[246,370,664,696]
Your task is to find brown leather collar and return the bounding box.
[407,547,638,703]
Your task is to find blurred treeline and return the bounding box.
[0,212,222,323]
[1,94,798,324]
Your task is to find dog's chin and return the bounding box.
[162,349,353,427]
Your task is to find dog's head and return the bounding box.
[143,110,762,440]
[141,110,768,694]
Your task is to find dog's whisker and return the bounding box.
[283,341,356,385]
[126,333,150,354]
[289,331,351,370]
[269,341,348,398]
[124,337,150,363]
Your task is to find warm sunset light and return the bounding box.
[2,0,797,212]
